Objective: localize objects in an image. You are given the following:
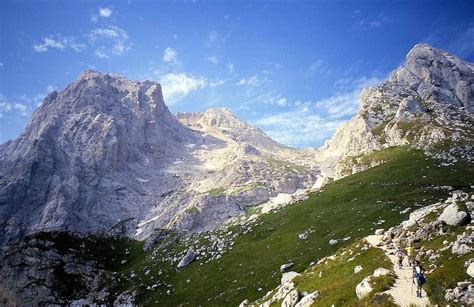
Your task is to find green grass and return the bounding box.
[105,146,474,306]
[207,187,227,196]
[294,242,394,306]
[264,156,309,173]
[424,251,473,305]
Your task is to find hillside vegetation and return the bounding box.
[105,146,474,305]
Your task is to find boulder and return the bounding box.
[177,248,197,268]
[354,265,363,274]
[295,290,320,307]
[468,262,474,278]
[452,190,469,202]
[375,229,385,235]
[239,299,250,307]
[356,276,373,300]
[282,289,300,307]
[452,242,471,255]
[373,268,391,277]
[280,263,294,272]
[281,271,300,285]
[438,204,470,226]
[329,239,338,245]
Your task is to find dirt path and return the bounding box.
[365,235,431,307]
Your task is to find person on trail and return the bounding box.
[406,245,415,266]
[412,260,426,298]
[395,247,405,269]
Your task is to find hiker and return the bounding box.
[395,247,405,269]
[406,245,415,266]
[412,260,426,298]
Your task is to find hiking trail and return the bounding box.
[365,235,431,307]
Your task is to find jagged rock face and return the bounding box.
[318,44,474,178]
[0,71,320,247]
[391,44,474,112]
[0,70,194,246]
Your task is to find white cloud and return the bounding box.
[0,94,29,117]
[208,56,219,64]
[249,91,288,107]
[99,7,113,17]
[210,79,225,88]
[254,106,344,148]
[13,103,27,112]
[88,26,130,58]
[236,75,264,87]
[163,47,178,63]
[33,36,84,53]
[91,7,113,22]
[33,25,129,59]
[159,73,208,104]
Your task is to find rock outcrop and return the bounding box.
[355,276,373,300]
[317,44,474,179]
[438,203,470,226]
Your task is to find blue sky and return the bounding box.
[1,1,473,147]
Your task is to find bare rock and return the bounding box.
[356,276,373,300]
[438,204,470,226]
[177,248,197,268]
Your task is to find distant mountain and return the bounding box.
[0,70,319,247]
[318,44,474,178]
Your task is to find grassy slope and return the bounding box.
[109,146,474,306]
[294,241,395,306]
[413,221,473,305]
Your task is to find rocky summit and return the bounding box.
[0,44,473,306]
[318,44,474,179]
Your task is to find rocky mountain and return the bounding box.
[317,44,474,178]
[0,70,319,248]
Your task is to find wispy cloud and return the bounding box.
[307,60,330,76]
[353,13,390,31]
[449,23,474,58]
[205,30,232,48]
[33,36,84,53]
[249,91,288,107]
[0,94,30,117]
[163,47,178,63]
[254,75,383,147]
[34,7,129,59]
[207,56,219,64]
[88,26,130,58]
[227,63,234,74]
[236,75,265,87]
[254,106,343,148]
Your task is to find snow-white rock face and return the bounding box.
[0,70,320,247]
[317,44,474,178]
